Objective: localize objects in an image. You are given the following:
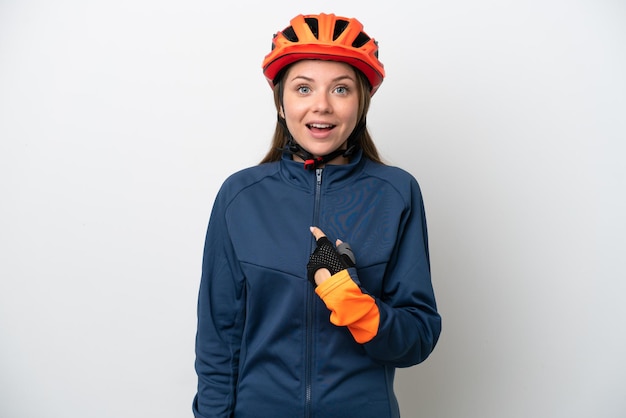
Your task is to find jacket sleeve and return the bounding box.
[317,177,441,368]
[193,187,246,418]
[366,177,441,367]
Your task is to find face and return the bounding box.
[281,60,360,161]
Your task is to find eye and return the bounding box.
[334,86,349,95]
[297,85,311,94]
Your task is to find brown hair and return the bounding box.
[259,65,383,165]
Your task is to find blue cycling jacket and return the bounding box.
[193,150,441,418]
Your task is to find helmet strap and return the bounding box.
[276,115,365,170]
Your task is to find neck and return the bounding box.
[291,152,350,168]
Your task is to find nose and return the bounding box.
[312,92,332,113]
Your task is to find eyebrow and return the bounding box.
[289,74,356,83]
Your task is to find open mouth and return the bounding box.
[307,123,336,131]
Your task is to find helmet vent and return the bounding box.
[282,26,298,42]
[352,32,371,48]
[333,19,349,40]
[304,17,319,38]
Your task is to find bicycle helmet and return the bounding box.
[262,13,385,95]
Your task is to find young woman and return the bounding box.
[193,13,441,418]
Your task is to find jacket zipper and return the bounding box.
[305,167,323,418]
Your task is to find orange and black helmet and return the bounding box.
[262,13,385,95]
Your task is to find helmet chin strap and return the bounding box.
[277,115,366,170]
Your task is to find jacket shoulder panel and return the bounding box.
[217,162,281,206]
[360,160,423,206]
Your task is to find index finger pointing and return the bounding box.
[309,226,326,240]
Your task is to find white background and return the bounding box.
[1,1,625,417]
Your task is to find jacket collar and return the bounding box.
[279,148,366,191]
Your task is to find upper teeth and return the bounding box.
[310,123,332,128]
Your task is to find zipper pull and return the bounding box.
[316,168,323,185]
